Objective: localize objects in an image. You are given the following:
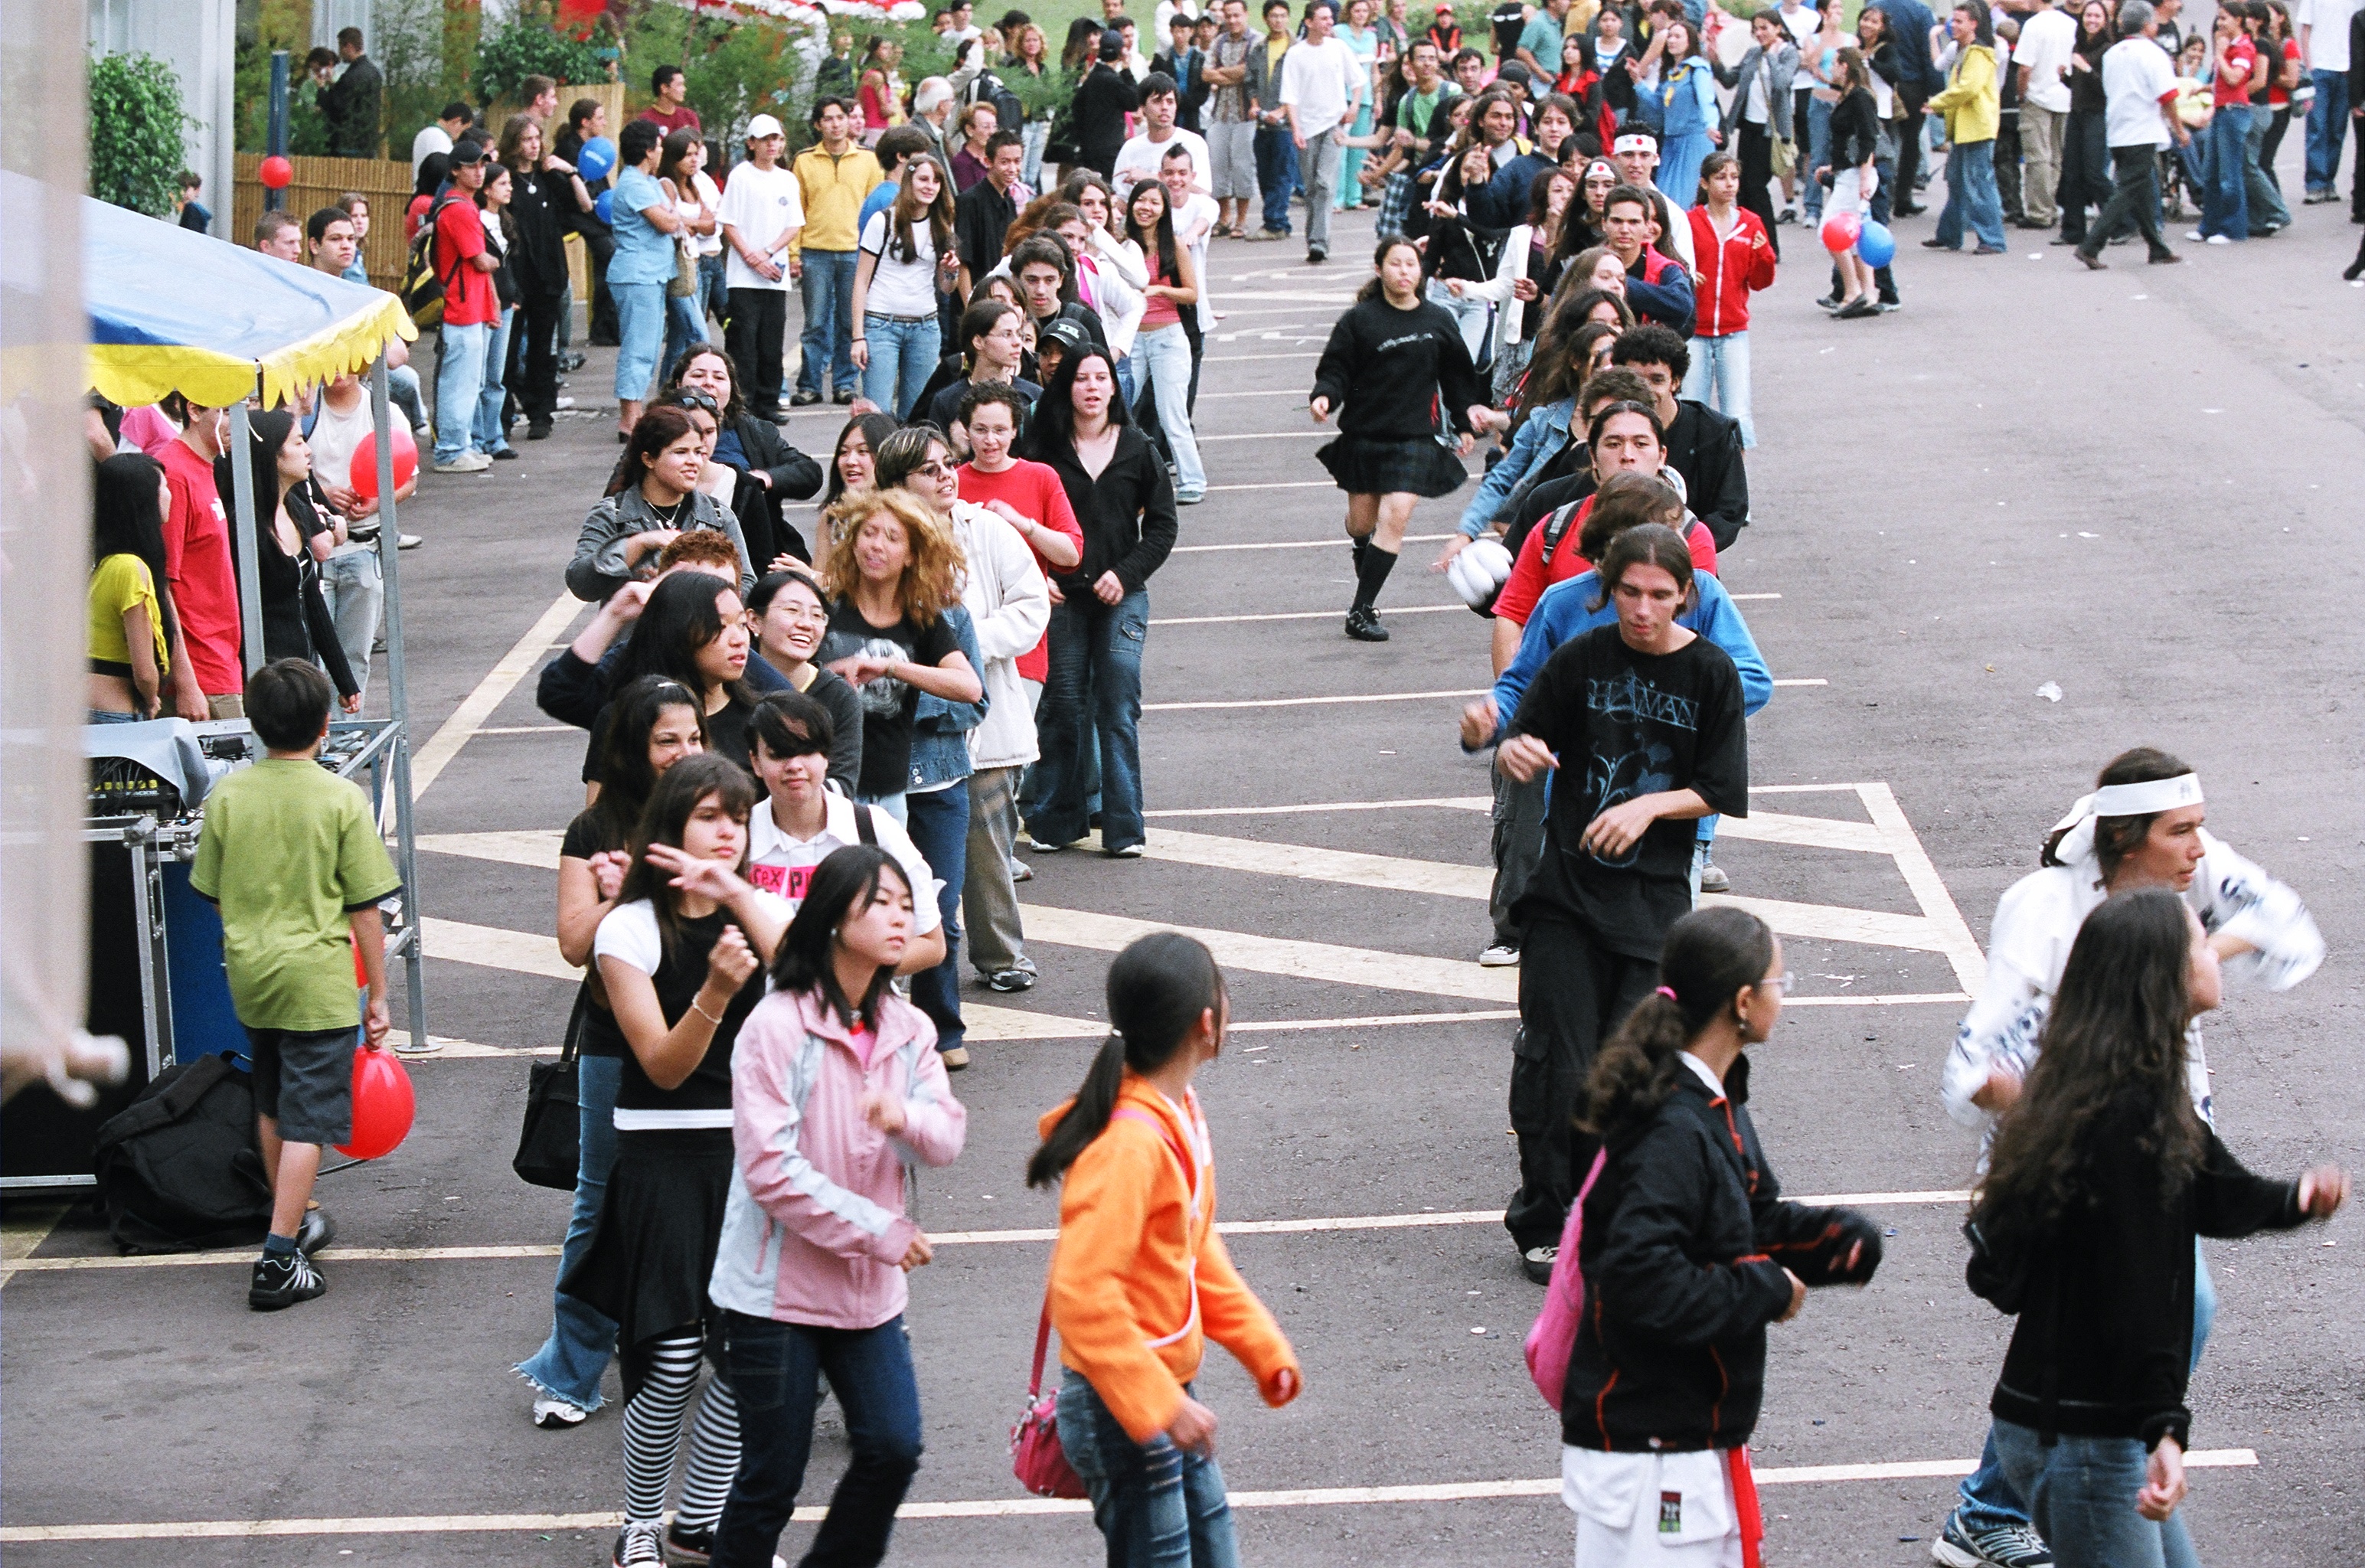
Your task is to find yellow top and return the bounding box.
[88,553,169,674]
[791,145,885,255]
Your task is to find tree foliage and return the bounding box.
[475,14,612,103]
[89,53,193,217]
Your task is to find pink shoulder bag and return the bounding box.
[1524,1147,1609,1413]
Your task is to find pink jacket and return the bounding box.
[707,985,967,1330]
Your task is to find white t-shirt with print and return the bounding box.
[746,793,943,932]
[717,161,805,291]
[858,208,946,318]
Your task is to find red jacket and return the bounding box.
[1685,205,1776,338]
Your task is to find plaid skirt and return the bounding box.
[1316,433,1469,498]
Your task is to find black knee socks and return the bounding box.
[1352,540,1399,610]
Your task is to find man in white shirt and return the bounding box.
[1159,141,1222,410]
[2014,0,2078,226]
[943,0,982,48]
[411,101,472,178]
[2295,0,2360,201]
[717,114,805,421]
[1155,0,1200,41]
[1279,0,1367,263]
[2075,0,2188,267]
[1114,72,1215,193]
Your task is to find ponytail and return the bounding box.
[1025,933,1225,1188]
[1579,906,1773,1144]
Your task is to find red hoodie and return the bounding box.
[1686,204,1777,338]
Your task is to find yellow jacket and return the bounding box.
[1040,1074,1302,1442]
[790,144,882,255]
[1926,44,2000,143]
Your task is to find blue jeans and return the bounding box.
[855,789,908,826]
[1253,122,1298,234]
[2305,70,2350,193]
[1022,119,1050,191]
[1681,332,1753,449]
[699,250,729,323]
[472,305,515,454]
[514,1050,622,1411]
[861,312,942,420]
[903,782,969,1055]
[1027,591,1148,852]
[1935,139,2007,250]
[1057,1369,1239,1568]
[612,281,668,402]
[2243,107,2290,228]
[797,249,860,396]
[387,362,426,433]
[710,1310,923,1568]
[1805,96,1834,218]
[1134,323,1203,498]
[664,288,710,387]
[1990,1419,2201,1568]
[2201,105,2251,239]
[433,319,493,462]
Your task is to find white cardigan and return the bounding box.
[948,501,1052,773]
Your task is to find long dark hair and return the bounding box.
[1023,342,1130,459]
[1122,178,1181,286]
[607,403,701,500]
[1580,906,1775,1143]
[614,753,759,964]
[1587,520,1695,615]
[2040,746,2193,878]
[889,154,956,264]
[769,844,910,1031]
[668,343,748,420]
[614,570,753,704]
[1026,933,1226,1188]
[238,407,302,540]
[93,452,168,580]
[1973,889,2207,1244]
[823,411,904,508]
[590,675,707,849]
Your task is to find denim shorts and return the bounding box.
[247,1025,358,1145]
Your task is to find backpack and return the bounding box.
[965,69,1025,136]
[399,193,466,328]
[91,1054,275,1255]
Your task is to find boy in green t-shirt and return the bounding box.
[190,659,403,1311]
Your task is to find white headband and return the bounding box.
[1613,133,1655,155]
[2048,773,2203,865]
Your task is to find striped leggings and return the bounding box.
[623,1328,740,1528]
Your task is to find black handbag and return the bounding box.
[514,988,590,1190]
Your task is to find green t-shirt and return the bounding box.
[1519,11,1564,63]
[189,758,403,1032]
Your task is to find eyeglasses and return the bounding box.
[1758,972,1797,995]
[912,460,954,480]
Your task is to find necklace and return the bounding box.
[645,492,688,529]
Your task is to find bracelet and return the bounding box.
[689,998,724,1025]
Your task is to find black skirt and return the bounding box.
[560,1128,733,1355]
[1317,433,1470,498]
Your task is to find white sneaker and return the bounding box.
[532,1395,588,1429]
[433,451,491,473]
[2205,233,2232,244]
[554,395,577,410]
[1478,943,1521,966]
[611,1521,665,1566]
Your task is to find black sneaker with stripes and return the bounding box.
[247,1250,325,1311]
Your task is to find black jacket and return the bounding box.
[1981,1103,2305,1452]
[1662,400,1749,550]
[1153,47,1212,132]
[1566,1055,1882,1452]
[506,166,576,297]
[320,55,384,158]
[1022,423,1178,595]
[723,411,825,501]
[1073,64,1142,173]
[1827,87,1881,173]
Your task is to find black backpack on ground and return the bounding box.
[91,1054,275,1255]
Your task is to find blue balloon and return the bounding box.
[594,188,615,225]
[577,134,617,184]
[1855,218,1896,268]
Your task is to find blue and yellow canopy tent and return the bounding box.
[81,190,430,1052]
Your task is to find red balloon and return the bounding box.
[1819,211,1863,253]
[259,155,294,191]
[349,422,418,502]
[336,1047,415,1160]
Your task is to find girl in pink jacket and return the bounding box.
[704,844,967,1568]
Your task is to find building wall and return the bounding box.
[86,0,237,238]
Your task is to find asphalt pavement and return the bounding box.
[5,162,2362,1568]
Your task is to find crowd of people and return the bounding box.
[80,5,2363,1568]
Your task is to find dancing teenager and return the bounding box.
[1309,235,1498,643]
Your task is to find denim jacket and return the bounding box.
[1459,397,1574,538]
[908,603,986,792]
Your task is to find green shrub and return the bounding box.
[89,53,193,217]
[474,14,611,103]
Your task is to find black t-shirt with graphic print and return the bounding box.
[820,599,962,799]
[1505,622,1749,957]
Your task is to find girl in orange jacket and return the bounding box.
[1026,933,1302,1566]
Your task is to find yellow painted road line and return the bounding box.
[0,1452,2259,1539]
[410,593,584,796]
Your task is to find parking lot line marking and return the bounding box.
[0,1452,2257,1538]
[1170,534,1452,553]
[1200,480,1336,492]
[1025,903,1518,1002]
[1858,783,1988,994]
[1202,351,1322,362]
[1771,678,1828,687]
[1146,796,1494,817]
[1152,605,1465,626]
[410,592,584,797]
[470,724,577,736]
[1196,431,1327,442]
[1145,688,1488,710]
[1729,593,1782,600]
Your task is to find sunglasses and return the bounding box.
[673,390,720,413]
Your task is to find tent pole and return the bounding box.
[228,400,264,680]
[371,356,430,1055]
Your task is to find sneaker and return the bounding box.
[397,534,423,549]
[1344,604,1390,642]
[433,451,491,473]
[1697,863,1731,894]
[664,1521,715,1563]
[491,446,518,460]
[1815,292,1842,311]
[559,351,588,372]
[554,395,577,409]
[832,388,856,405]
[939,1045,971,1070]
[2186,230,2207,242]
[1177,491,1205,505]
[1247,227,1289,241]
[790,388,823,406]
[1931,1511,2054,1568]
[247,1250,326,1311]
[1010,858,1033,881]
[2206,233,2232,245]
[1020,834,1067,854]
[296,1206,335,1256]
[1106,842,1145,859]
[532,1395,590,1429]
[985,969,1037,992]
[1521,1244,1557,1285]
[1478,942,1520,967]
[1972,244,2008,256]
[1877,299,1902,312]
[1306,245,1328,263]
[612,1521,665,1567]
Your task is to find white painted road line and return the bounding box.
[1022,903,1517,1003]
[1145,688,1488,710]
[0,1452,2259,1539]
[1202,351,1321,362]
[1170,533,1452,553]
[1151,605,1465,626]
[1729,592,1783,600]
[410,592,584,795]
[1771,678,1828,687]
[1145,795,1493,818]
[1200,480,1334,492]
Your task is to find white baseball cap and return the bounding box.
[746,114,786,140]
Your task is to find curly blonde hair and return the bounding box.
[819,488,963,628]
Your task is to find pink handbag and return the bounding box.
[1524,1148,1609,1413]
[1011,1304,1089,1498]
